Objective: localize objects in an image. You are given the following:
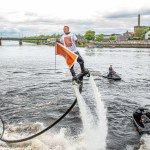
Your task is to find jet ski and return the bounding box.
[133,108,150,134]
[102,73,121,81]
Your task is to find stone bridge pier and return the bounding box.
[36,40,40,45]
[19,40,22,45]
[0,38,48,46]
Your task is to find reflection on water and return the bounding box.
[0,41,150,150]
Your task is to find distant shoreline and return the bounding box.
[94,43,150,48]
[86,41,150,48]
[43,43,150,48]
[3,40,148,48]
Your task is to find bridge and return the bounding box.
[0,37,48,46]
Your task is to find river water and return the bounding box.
[0,41,150,150]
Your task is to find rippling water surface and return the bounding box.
[0,41,150,150]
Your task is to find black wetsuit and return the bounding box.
[70,51,85,76]
[108,67,115,78]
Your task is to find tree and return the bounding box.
[84,30,95,41]
[50,34,61,38]
[109,36,116,40]
[134,28,144,38]
[141,26,150,40]
[95,34,104,41]
[132,36,140,40]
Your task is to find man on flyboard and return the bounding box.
[58,26,89,80]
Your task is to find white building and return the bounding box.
[145,31,150,40]
[47,38,57,43]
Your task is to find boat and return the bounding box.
[102,73,121,81]
[133,108,150,134]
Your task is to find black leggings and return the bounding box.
[70,51,84,73]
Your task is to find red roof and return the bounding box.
[129,32,135,36]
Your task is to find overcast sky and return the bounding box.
[0,0,150,37]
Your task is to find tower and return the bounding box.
[134,14,148,37]
[138,14,140,26]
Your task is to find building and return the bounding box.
[123,31,134,40]
[134,14,148,37]
[102,38,110,42]
[47,38,57,43]
[111,34,122,36]
[76,34,85,42]
[145,31,150,40]
[115,35,128,42]
[102,34,120,42]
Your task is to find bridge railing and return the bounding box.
[0,37,49,46]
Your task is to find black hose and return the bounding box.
[0,116,4,139]
[0,98,77,143]
[0,71,86,143]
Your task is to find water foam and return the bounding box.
[73,76,108,150]
[0,123,80,150]
[0,77,108,150]
[89,76,108,149]
[73,85,95,149]
[139,134,150,150]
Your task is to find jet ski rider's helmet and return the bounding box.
[137,110,141,114]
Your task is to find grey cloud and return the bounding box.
[0,15,7,22]
[25,12,39,17]
[105,11,138,19]
[23,17,94,26]
[0,10,149,37]
[105,8,150,19]
[0,17,134,35]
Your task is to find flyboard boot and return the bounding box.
[72,73,83,93]
[72,66,90,92]
[72,63,90,83]
[72,68,90,83]
[80,63,90,77]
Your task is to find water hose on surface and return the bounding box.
[0,98,77,143]
[0,71,86,143]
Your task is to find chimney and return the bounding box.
[138,14,140,26]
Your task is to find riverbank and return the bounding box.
[87,40,150,48]
[22,39,150,48]
[46,43,86,47]
[96,43,150,48]
[45,42,150,48]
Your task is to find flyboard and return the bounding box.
[72,69,90,93]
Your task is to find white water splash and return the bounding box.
[73,85,96,149]
[139,134,150,150]
[0,123,85,150]
[0,77,108,150]
[89,75,108,150]
[73,76,108,150]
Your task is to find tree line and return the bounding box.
[84,30,116,41]
[24,27,150,42]
[24,31,115,42]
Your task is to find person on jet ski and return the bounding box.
[140,115,150,124]
[108,65,116,78]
